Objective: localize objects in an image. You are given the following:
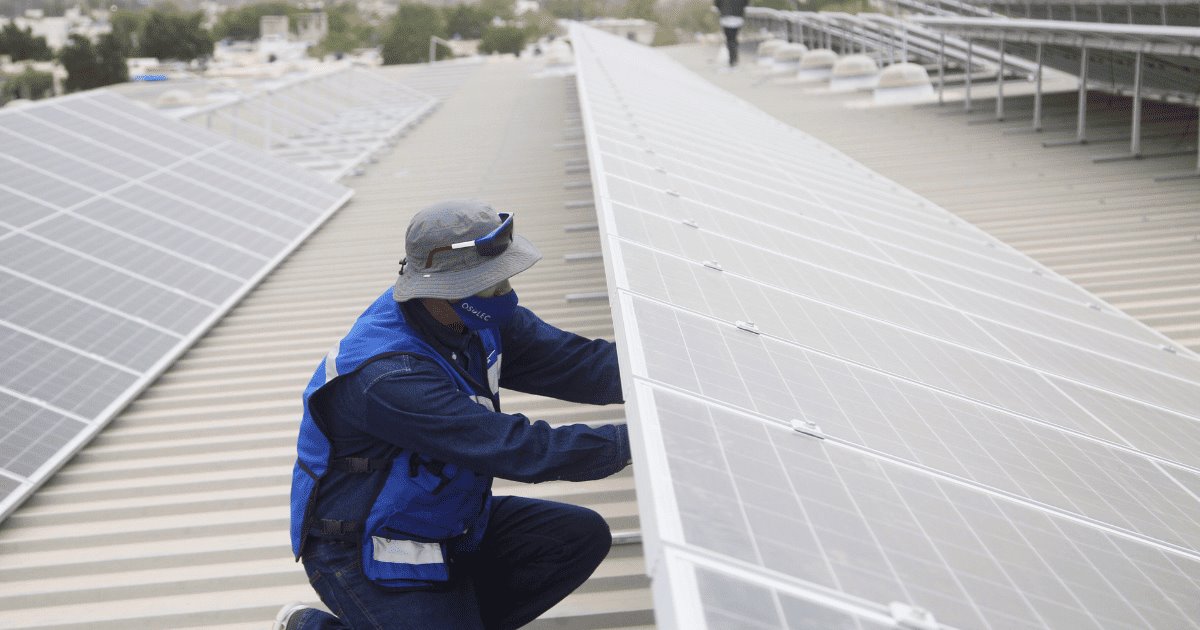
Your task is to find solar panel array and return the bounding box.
[176,67,437,180]
[569,23,1200,629]
[0,90,352,521]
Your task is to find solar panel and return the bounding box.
[0,90,352,521]
[570,23,1200,629]
[129,67,441,181]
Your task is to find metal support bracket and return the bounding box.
[790,419,825,439]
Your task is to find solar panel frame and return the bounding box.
[571,23,1200,629]
[0,89,355,522]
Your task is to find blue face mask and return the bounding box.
[450,290,519,330]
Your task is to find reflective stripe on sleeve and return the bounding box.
[325,340,341,381]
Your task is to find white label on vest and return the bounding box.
[371,536,444,565]
[487,354,502,395]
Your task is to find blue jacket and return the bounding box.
[291,289,629,588]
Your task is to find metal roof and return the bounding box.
[0,57,651,629]
[1,37,1197,630]
[662,42,1200,351]
[914,16,1200,55]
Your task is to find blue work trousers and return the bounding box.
[295,496,612,629]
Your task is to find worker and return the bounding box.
[715,0,752,67]
[275,200,631,629]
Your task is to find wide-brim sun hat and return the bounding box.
[393,199,542,301]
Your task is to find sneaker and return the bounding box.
[272,602,312,630]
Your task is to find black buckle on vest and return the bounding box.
[318,519,361,536]
[333,457,387,473]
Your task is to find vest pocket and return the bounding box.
[359,455,483,589]
[361,531,451,589]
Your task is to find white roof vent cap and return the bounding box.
[798,48,838,70]
[878,62,932,89]
[773,43,808,62]
[757,39,788,58]
[832,54,878,78]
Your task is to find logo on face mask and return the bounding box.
[450,290,519,330]
[459,301,491,321]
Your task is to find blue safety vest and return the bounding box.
[290,289,502,589]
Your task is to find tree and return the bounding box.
[138,9,213,61]
[109,9,146,55]
[0,65,54,103]
[479,25,524,55]
[379,3,448,65]
[443,4,490,40]
[542,0,604,20]
[212,2,298,41]
[0,23,53,62]
[59,33,128,93]
[310,3,376,58]
[619,0,657,21]
[670,0,719,35]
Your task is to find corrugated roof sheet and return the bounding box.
[663,43,1200,352]
[0,58,650,629]
[3,39,1196,630]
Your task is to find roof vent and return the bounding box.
[832,54,878,79]
[798,49,838,71]
[757,39,788,61]
[874,63,935,105]
[797,49,838,82]
[878,62,933,89]
[831,54,880,91]
[773,43,807,63]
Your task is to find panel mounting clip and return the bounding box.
[790,419,824,439]
[889,602,938,630]
[665,189,681,197]
[682,219,699,229]
[734,320,760,334]
[1161,345,1178,354]
[702,260,723,271]
[1085,302,1103,312]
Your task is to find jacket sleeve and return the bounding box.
[347,354,631,484]
[498,306,624,404]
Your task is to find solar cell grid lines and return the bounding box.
[0,90,353,521]
[570,23,1200,629]
[165,67,439,180]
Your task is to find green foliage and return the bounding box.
[0,65,54,103]
[0,23,53,61]
[379,3,448,65]
[520,10,559,41]
[619,0,657,21]
[59,33,128,93]
[478,0,515,21]
[808,0,869,12]
[109,9,146,55]
[212,2,299,41]
[478,25,524,55]
[443,4,491,40]
[666,0,719,35]
[309,3,376,57]
[542,0,603,20]
[138,9,213,61]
